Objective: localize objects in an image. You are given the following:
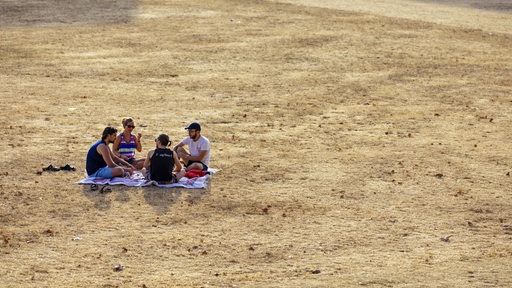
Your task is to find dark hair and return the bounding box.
[157,134,171,147]
[122,118,134,127]
[102,127,117,140]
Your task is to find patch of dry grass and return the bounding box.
[1,0,511,287]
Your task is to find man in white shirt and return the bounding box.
[173,122,210,172]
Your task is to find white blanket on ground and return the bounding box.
[76,169,219,189]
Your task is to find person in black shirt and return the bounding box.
[143,134,184,183]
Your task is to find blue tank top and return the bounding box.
[86,140,107,175]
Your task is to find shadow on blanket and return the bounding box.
[76,169,219,189]
[79,169,218,212]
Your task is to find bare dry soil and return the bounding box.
[1,0,511,287]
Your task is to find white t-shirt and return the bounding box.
[180,135,210,166]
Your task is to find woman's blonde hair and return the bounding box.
[122,118,134,127]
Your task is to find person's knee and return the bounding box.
[134,159,144,170]
[176,147,188,158]
[186,163,203,171]
[112,167,124,177]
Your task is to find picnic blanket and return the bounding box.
[76,169,219,189]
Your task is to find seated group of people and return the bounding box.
[85,119,210,183]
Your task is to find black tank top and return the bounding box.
[150,148,175,182]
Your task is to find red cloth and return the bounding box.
[184,169,206,178]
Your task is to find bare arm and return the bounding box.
[143,150,154,170]
[97,144,118,168]
[109,147,134,169]
[173,151,182,172]
[97,143,134,176]
[173,142,185,152]
[112,136,122,157]
[187,150,208,162]
[134,134,142,152]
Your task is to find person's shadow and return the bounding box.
[143,187,182,215]
[143,184,210,214]
[80,181,210,214]
[184,181,210,205]
[81,185,112,211]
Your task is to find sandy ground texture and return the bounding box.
[1,0,512,287]
[275,0,512,34]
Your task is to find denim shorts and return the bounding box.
[89,167,114,178]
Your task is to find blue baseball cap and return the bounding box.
[185,122,201,131]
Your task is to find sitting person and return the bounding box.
[173,122,210,172]
[113,118,145,169]
[86,127,135,178]
[143,134,185,183]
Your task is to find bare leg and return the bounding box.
[111,167,125,177]
[176,147,189,165]
[174,169,186,180]
[185,162,204,172]
[133,159,145,170]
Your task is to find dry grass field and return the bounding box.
[1,0,512,287]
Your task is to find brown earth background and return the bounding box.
[1,0,511,287]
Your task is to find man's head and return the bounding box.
[101,127,118,143]
[156,134,171,147]
[185,122,201,140]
